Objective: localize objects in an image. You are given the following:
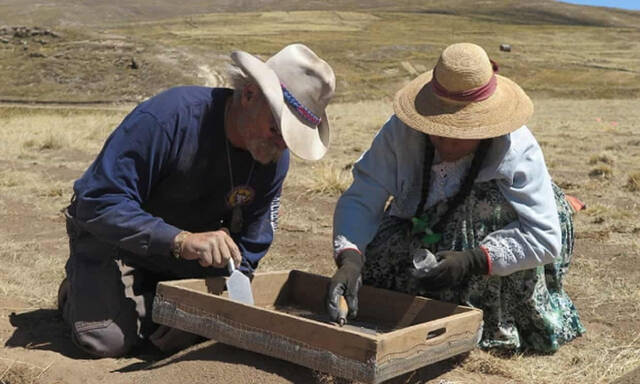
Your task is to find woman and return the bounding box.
[326,43,584,353]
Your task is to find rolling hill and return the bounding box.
[0,0,638,102]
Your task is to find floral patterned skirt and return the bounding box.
[363,181,585,353]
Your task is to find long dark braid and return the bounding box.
[414,137,435,217]
[432,138,492,234]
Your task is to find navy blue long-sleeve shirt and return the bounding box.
[71,86,289,273]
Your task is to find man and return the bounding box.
[58,44,335,358]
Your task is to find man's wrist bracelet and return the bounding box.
[171,231,191,260]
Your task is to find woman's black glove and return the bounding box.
[326,249,364,322]
[420,247,489,290]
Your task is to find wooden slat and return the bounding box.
[287,270,330,313]
[358,284,468,326]
[248,271,292,307]
[162,271,293,307]
[287,271,473,326]
[376,310,483,363]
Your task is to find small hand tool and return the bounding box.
[226,259,254,305]
[338,296,348,326]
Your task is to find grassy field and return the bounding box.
[3,0,640,27]
[1,1,640,383]
[1,4,640,103]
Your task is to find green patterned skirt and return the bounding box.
[364,181,585,353]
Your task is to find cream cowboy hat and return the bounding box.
[231,44,336,161]
[393,42,533,139]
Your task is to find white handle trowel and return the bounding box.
[226,259,254,305]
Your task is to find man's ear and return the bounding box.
[240,82,260,107]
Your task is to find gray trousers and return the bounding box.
[61,210,225,357]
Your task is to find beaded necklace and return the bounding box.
[224,100,256,234]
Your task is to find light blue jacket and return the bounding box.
[333,115,561,276]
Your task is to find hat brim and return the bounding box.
[393,70,533,139]
[231,50,329,161]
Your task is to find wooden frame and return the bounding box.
[152,270,483,383]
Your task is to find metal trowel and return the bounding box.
[226,259,254,305]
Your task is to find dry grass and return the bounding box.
[0,170,39,188]
[279,100,392,215]
[0,106,128,306]
[525,100,640,384]
[0,239,66,307]
[0,107,127,158]
[141,9,640,103]
[463,334,640,384]
[300,161,352,196]
[588,152,616,165]
[2,98,640,382]
[581,203,635,221]
[589,165,613,179]
[460,252,640,384]
[3,4,640,103]
[0,357,55,384]
[5,0,640,29]
[626,173,640,192]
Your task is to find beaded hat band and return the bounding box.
[281,83,322,127]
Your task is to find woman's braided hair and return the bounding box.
[414,135,492,235]
[414,138,435,216]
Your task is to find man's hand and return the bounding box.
[420,247,490,290]
[178,229,242,268]
[326,249,364,322]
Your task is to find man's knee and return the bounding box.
[62,274,142,358]
[71,320,138,358]
[61,227,144,358]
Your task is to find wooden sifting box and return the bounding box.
[152,270,483,383]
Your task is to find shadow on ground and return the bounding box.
[6,309,462,383]
[5,308,170,366]
[5,309,160,362]
[4,309,87,359]
[115,338,464,383]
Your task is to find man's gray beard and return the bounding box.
[248,139,282,164]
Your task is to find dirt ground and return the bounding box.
[1,97,639,383]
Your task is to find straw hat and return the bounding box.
[231,44,335,161]
[393,43,533,139]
